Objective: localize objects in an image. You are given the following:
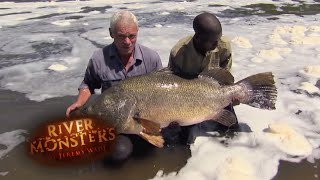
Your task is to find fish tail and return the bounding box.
[236,72,277,110]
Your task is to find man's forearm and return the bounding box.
[76,88,91,106]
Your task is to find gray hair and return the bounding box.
[110,11,138,32]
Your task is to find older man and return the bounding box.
[66,11,162,162]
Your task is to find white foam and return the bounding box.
[51,19,76,26]
[160,12,170,15]
[298,65,320,85]
[1,1,320,179]
[255,47,292,61]
[153,134,281,180]
[270,25,320,45]
[217,156,255,180]
[304,65,320,76]
[291,35,320,45]
[139,25,191,66]
[308,25,320,32]
[265,123,313,156]
[124,4,147,10]
[298,82,319,94]
[308,148,320,163]
[251,57,264,63]
[257,49,283,60]
[63,56,81,65]
[89,10,101,15]
[47,64,68,71]
[232,36,253,48]
[0,172,9,176]
[269,33,288,45]
[0,130,27,159]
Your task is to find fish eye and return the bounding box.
[81,107,88,113]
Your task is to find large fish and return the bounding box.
[73,68,277,148]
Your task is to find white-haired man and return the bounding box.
[66,11,162,162]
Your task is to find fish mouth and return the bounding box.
[69,106,90,118]
[69,109,83,118]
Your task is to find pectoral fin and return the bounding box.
[143,119,161,134]
[212,109,238,127]
[139,132,164,148]
[133,115,161,134]
[133,116,164,148]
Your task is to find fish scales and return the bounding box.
[117,72,236,127]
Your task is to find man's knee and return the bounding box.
[107,135,133,163]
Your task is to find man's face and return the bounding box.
[193,32,221,55]
[110,21,138,57]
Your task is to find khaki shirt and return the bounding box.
[168,35,232,76]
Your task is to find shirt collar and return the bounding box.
[109,43,143,62]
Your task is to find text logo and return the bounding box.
[28,117,116,165]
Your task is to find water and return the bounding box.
[0,0,320,179]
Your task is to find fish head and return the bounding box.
[69,103,95,119]
[72,88,140,134]
[74,85,147,134]
[98,90,144,134]
[70,100,122,132]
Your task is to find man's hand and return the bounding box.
[66,88,92,117]
[66,102,82,118]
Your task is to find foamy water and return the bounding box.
[0,0,319,179]
[0,129,27,177]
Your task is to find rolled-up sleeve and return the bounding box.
[220,53,232,71]
[219,37,233,71]
[78,58,101,94]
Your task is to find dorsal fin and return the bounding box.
[199,68,234,85]
[156,67,173,74]
[157,67,198,79]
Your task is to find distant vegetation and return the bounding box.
[209,3,320,17]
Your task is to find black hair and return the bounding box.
[193,12,222,35]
